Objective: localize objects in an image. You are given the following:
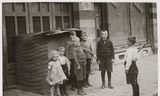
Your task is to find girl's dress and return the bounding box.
[125,46,139,84]
[46,60,67,85]
[59,56,70,77]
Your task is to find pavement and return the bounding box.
[3,54,158,96]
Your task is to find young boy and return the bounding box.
[125,36,139,96]
[72,36,87,95]
[66,31,77,91]
[97,30,115,89]
[80,32,95,87]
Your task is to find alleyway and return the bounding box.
[4,54,158,96]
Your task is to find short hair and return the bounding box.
[70,30,76,35]
[127,35,136,45]
[72,36,80,42]
[81,31,87,36]
[48,50,59,61]
[58,47,65,51]
[101,30,108,34]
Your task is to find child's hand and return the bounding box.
[125,69,129,74]
[111,59,115,63]
[68,71,70,76]
[93,55,96,59]
[97,60,100,65]
[77,65,81,70]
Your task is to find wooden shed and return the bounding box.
[14,29,81,94]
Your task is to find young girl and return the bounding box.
[58,47,70,96]
[46,50,67,96]
[97,30,115,89]
[66,31,77,91]
[72,36,87,95]
[124,35,139,96]
[80,32,95,87]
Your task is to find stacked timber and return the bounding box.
[14,30,81,94]
[15,34,48,93]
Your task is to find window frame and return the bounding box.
[3,3,29,35]
[53,3,72,30]
[28,2,52,33]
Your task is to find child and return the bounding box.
[72,36,87,95]
[96,30,115,89]
[46,50,67,96]
[66,31,77,91]
[80,32,95,87]
[58,47,70,96]
[124,35,139,96]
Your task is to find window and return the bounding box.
[33,16,41,33]
[94,3,102,37]
[5,16,16,37]
[64,16,70,29]
[54,3,72,30]
[32,16,50,32]
[5,16,16,63]
[55,16,62,30]
[17,16,27,35]
[42,16,50,31]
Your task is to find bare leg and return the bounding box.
[55,84,61,96]
[50,85,55,96]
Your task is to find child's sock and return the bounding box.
[101,71,105,84]
[107,72,111,82]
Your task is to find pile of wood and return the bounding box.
[13,30,81,94]
[15,34,49,93]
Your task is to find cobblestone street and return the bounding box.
[4,54,158,96]
[67,54,158,96]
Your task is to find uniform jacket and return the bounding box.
[97,39,115,60]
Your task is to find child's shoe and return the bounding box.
[83,83,89,88]
[87,82,92,87]
[70,87,76,91]
[77,89,86,95]
[81,89,87,95]
[101,83,106,89]
[108,81,114,89]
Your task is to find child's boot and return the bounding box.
[83,79,88,88]
[81,88,87,95]
[108,81,114,89]
[86,74,92,87]
[63,84,69,96]
[101,82,106,89]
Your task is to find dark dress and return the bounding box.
[97,39,115,72]
[126,60,138,84]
